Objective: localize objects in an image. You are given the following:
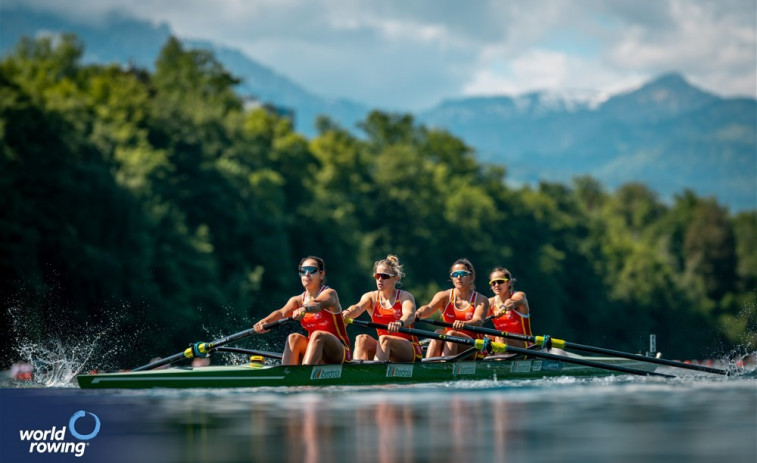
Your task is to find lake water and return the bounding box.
[2,370,755,463]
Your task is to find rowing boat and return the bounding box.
[77,355,658,389]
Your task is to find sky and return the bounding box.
[9,0,757,111]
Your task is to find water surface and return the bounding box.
[2,371,755,463]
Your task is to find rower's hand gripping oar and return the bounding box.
[421,318,731,376]
[133,318,292,371]
[346,318,673,378]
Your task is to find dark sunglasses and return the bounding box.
[489,278,510,286]
[374,273,395,280]
[450,270,472,279]
[299,266,320,276]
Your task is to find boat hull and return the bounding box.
[77,357,657,389]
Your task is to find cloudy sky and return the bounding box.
[11,0,757,110]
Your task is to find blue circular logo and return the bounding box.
[68,410,100,440]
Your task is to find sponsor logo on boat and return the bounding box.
[542,361,563,371]
[532,360,542,371]
[386,364,414,378]
[511,360,532,373]
[310,365,343,380]
[18,410,100,457]
[452,362,476,375]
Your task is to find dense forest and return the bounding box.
[1,35,755,369]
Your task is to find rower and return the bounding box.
[486,267,532,348]
[342,255,422,362]
[253,256,352,365]
[415,258,489,359]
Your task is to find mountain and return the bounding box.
[0,7,369,135]
[185,41,369,135]
[2,6,755,211]
[418,74,756,211]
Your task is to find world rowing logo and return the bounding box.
[68,410,101,440]
[18,410,101,457]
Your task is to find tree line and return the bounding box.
[1,35,754,368]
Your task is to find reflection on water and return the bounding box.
[137,376,756,463]
[2,376,756,463]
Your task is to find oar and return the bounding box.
[132,318,292,371]
[422,318,730,376]
[213,347,283,360]
[346,318,673,378]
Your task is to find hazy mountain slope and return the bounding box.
[418,75,756,211]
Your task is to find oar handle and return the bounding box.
[132,317,292,371]
[421,318,539,345]
[347,318,508,354]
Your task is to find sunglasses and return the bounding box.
[298,266,320,276]
[450,270,472,279]
[374,273,396,280]
[489,278,510,286]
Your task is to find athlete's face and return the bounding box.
[299,259,323,287]
[489,271,511,297]
[374,264,396,291]
[450,264,473,289]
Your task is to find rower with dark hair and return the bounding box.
[253,256,351,365]
[415,258,489,359]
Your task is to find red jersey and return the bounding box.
[490,293,532,341]
[441,289,483,339]
[371,290,423,360]
[300,285,352,361]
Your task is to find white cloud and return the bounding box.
[5,0,755,108]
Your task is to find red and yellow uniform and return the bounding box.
[371,290,423,361]
[300,285,352,362]
[441,289,486,358]
[490,293,532,343]
[441,289,482,336]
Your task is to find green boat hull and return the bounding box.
[77,356,657,389]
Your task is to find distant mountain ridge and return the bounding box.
[2,6,755,211]
[417,74,756,211]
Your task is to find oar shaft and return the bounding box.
[133,317,291,371]
[347,318,672,377]
[213,347,283,360]
[420,318,533,343]
[557,341,730,375]
[422,318,729,376]
[347,318,498,352]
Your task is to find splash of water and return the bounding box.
[7,301,145,387]
[15,336,103,387]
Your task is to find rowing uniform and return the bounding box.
[441,289,486,358]
[300,285,352,362]
[490,293,532,345]
[371,290,423,361]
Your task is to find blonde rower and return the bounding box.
[342,255,422,362]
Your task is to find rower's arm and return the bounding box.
[415,290,447,318]
[399,292,417,326]
[254,296,299,332]
[302,287,340,313]
[342,292,374,319]
[467,293,489,326]
[509,291,529,314]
